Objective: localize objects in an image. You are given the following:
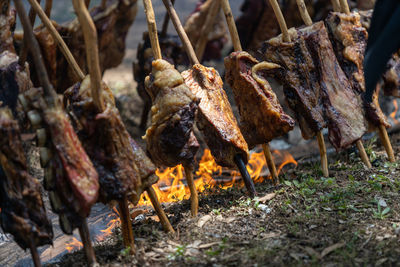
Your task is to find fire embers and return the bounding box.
[21,87,99,234]
[224,51,295,148]
[144,59,199,167]
[182,64,249,167]
[0,107,53,249]
[64,76,150,205]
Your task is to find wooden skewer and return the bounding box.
[162,0,257,197]
[85,0,90,7]
[339,0,350,14]
[356,140,372,168]
[195,0,221,61]
[146,185,175,233]
[268,0,291,42]
[316,132,329,177]
[29,239,42,267]
[18,0,41,66]
[143,0,200,216]
[330,0,341,12]
[78,219,98,266]
[220,0,280,184]
[118,196,135,254]
[378,124,395,162]
[160,0,174,38]
[26,0,85,80]
[44,0,52,17]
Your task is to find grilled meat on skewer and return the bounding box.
[325,11,389,128]
[143,59,199,167]
[224,51,295,148]
[133,32,187,129]
[64,76,155,204]
[182,64,249,167]
[184,0,227,61]
[14,0,138,92]
[0,107,53,249]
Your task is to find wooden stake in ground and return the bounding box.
[295,0,372,169]
[146,185,175,233]
[29,239,41,267]
[162,0,257,197]
[143,0,200,215]
[268,0,330,176]
[220,0,280,184]
[378,124,395,162]
[78,219,97,266]
[31,0,175,234]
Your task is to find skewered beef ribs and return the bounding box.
[133,32,187,129]
[325,11,389,128]
[0,107,53,249]
[262,28,326,140]
[184,0,227,61]
[182,64,249,167]
[14,0,138,92]
[224,51,295,147]
[144,59,199,167]
[64,76,155,204]
[302,21,367,149]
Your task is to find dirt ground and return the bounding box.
[47,132,400,266]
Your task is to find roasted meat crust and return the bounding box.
[325,11,389,129]
[0,1,15,54]
[224,51,295,147]
[302,22,367,149]
[182,64,249,167]
[262,28,326,139]
[144,59,199,167]
[14,0,138,92]
[65,76,153,204]
[0,108,53,249]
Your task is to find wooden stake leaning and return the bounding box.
[162,0,257,197]
[339,0,350,14]
[78,218,97,266]
[295,0,372,169]
[31,0,174,234]
[44,0,52,17]
[19,0,41,66]
[330,0,341,12]
[29,238,41,267]
[220,0,280,184]
[269,0,329,176]
[378,124,395,162]
[143,0,200,216]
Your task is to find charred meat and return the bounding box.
[182,64,249,167]
[0,107,53,249]
[224,51,295,147]
[144,59,199,167]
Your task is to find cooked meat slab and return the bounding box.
[302,21,367,149]
[262,28,326,140]
[224,51,295,147]
[144,59,199,167]
[65,76,153,204]
[325,11,389,128]
[0,107,53,249]
[182,64,249,167]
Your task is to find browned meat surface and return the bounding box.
[325,11,389,128]
[133,32,187,129]
[302,22,367,149]
[14,0,138,92]
[182,64,249,167]
[0,107,53,249]
[382,54,400,97]
[357,0,375,10]
[224,51,295,147]
[184,0,227,61]
[0,1,15,54]
[262,28,326,140]
[64,76,153,204]
[144,59,199,167]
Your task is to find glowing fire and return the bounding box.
[96,207,121,242]
[390,99,399,124]
[65,237,83,252]
[138,147,297,205]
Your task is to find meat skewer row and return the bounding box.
[294,0,372,168]
[220,0,295,184]
[0,107,53,267]
[27,0,174,243]
[162,0,257,197]
[325,0,395,162]
[14,0,100,265]
[142,0,200,216]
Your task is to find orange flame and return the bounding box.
[65,237,83,252]
[138,147,297,206]
[96,207,121,242]
[390,100,399,124]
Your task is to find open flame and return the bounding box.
[63,147,297,253]
[390,99,399,124]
